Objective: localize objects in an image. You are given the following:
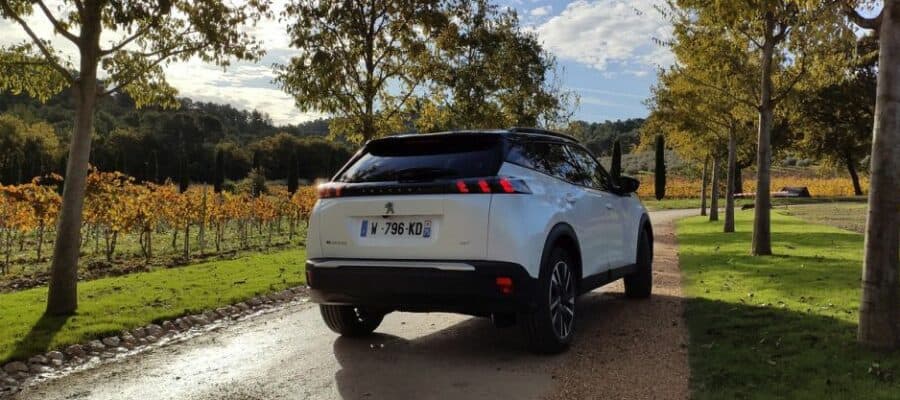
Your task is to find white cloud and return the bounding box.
[529,5,552,17]
[535,0,672,75]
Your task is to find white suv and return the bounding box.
[305,128,653,353]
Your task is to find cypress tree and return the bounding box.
[214,149,225,193]
[610,139,622,178]
[655,135,666,200]
[252,150,261,170]
[287,151,299,194]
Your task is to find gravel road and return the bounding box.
[13,209,693,400]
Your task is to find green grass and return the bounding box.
[0,248,306,363]
[779,203,869,234]
[677,210,900,399]
[643,195,866,211]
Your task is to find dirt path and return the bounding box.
[11,209,694,400]
[545,208,692,400]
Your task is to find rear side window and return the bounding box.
[506,141,585,183]
[336,135,503,183]
[565,145,614,191]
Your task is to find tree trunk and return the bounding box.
[846,154,864,196]
[46,74,99,315]
[735,164,744,195]
[46,2,104,315]
[36,221,45,261]
[751,33,776,256]
[199,185,207,255]
[184,225,190,259]
[724,131,737,233]
[700,155,709,216]
[858,0,900,350]
[710,157,719,222]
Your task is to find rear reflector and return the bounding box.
[496,276,514,295]
[320,177,531,198]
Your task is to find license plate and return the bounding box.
[360,218,432,238]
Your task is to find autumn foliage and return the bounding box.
[0,170,318,274]
[636,175,870,199]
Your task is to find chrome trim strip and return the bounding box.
[309,260,476,271]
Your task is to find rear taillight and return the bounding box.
[317,176,530,198]
[454,177,531,194]
[317,183,344,198]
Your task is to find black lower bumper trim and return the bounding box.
[306,259,538,315]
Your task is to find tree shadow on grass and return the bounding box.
[686,297,900,400]
[10,313,71,361]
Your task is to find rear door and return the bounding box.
[314,134,503,261]
[565,145,628,270]
[509,140,609,277]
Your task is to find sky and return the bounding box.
[0,0,673,126]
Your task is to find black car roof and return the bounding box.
[370,127,579,145]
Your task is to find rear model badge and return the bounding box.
[384,202,395,214]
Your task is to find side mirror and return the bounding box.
[617,176,640,194]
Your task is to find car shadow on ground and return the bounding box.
[329,290,681,400]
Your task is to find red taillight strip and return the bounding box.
[477,179,491,193]
[499,178,515,193]
[317,177,530,198]
[456,180,470,193]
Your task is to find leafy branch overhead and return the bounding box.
[0,0,271,108]
[0,0,273,315]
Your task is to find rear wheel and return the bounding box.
[521,247,577,354]
[624,228,652,298]
[319,305,384,337]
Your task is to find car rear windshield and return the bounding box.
[336,135,504,183]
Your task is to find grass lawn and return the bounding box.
[643,195,867,211]
[0,248,306,364]
[677,210,900,399]
[779,203,869,234]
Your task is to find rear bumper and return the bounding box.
[306,258,539,315]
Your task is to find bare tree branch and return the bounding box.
[0,0,74,83]
[34,0,79,44]
[843,3,882,30]
[732,25,763,49]
[100,25,153,56]
[102,45,203,96]
[772,58,806,105]
[674,65,757,109]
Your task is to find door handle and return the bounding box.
[565,192,577,204]
[605,203,613,209]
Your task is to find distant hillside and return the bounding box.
[0,90,349,185]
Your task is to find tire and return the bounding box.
[319,305,384,337]
[624,228,652,299]
[521,247,577,354]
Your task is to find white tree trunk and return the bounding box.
[752,36,776,256]
[725,130,737,233]
[710,157,719,222]
[858,0,900,350]
[700,155,709,216]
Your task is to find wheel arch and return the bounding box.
[540,222,583,285]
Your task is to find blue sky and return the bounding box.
[509,0,671,122]
[0,0,672,125]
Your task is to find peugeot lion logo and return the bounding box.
[384,202,395,215]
